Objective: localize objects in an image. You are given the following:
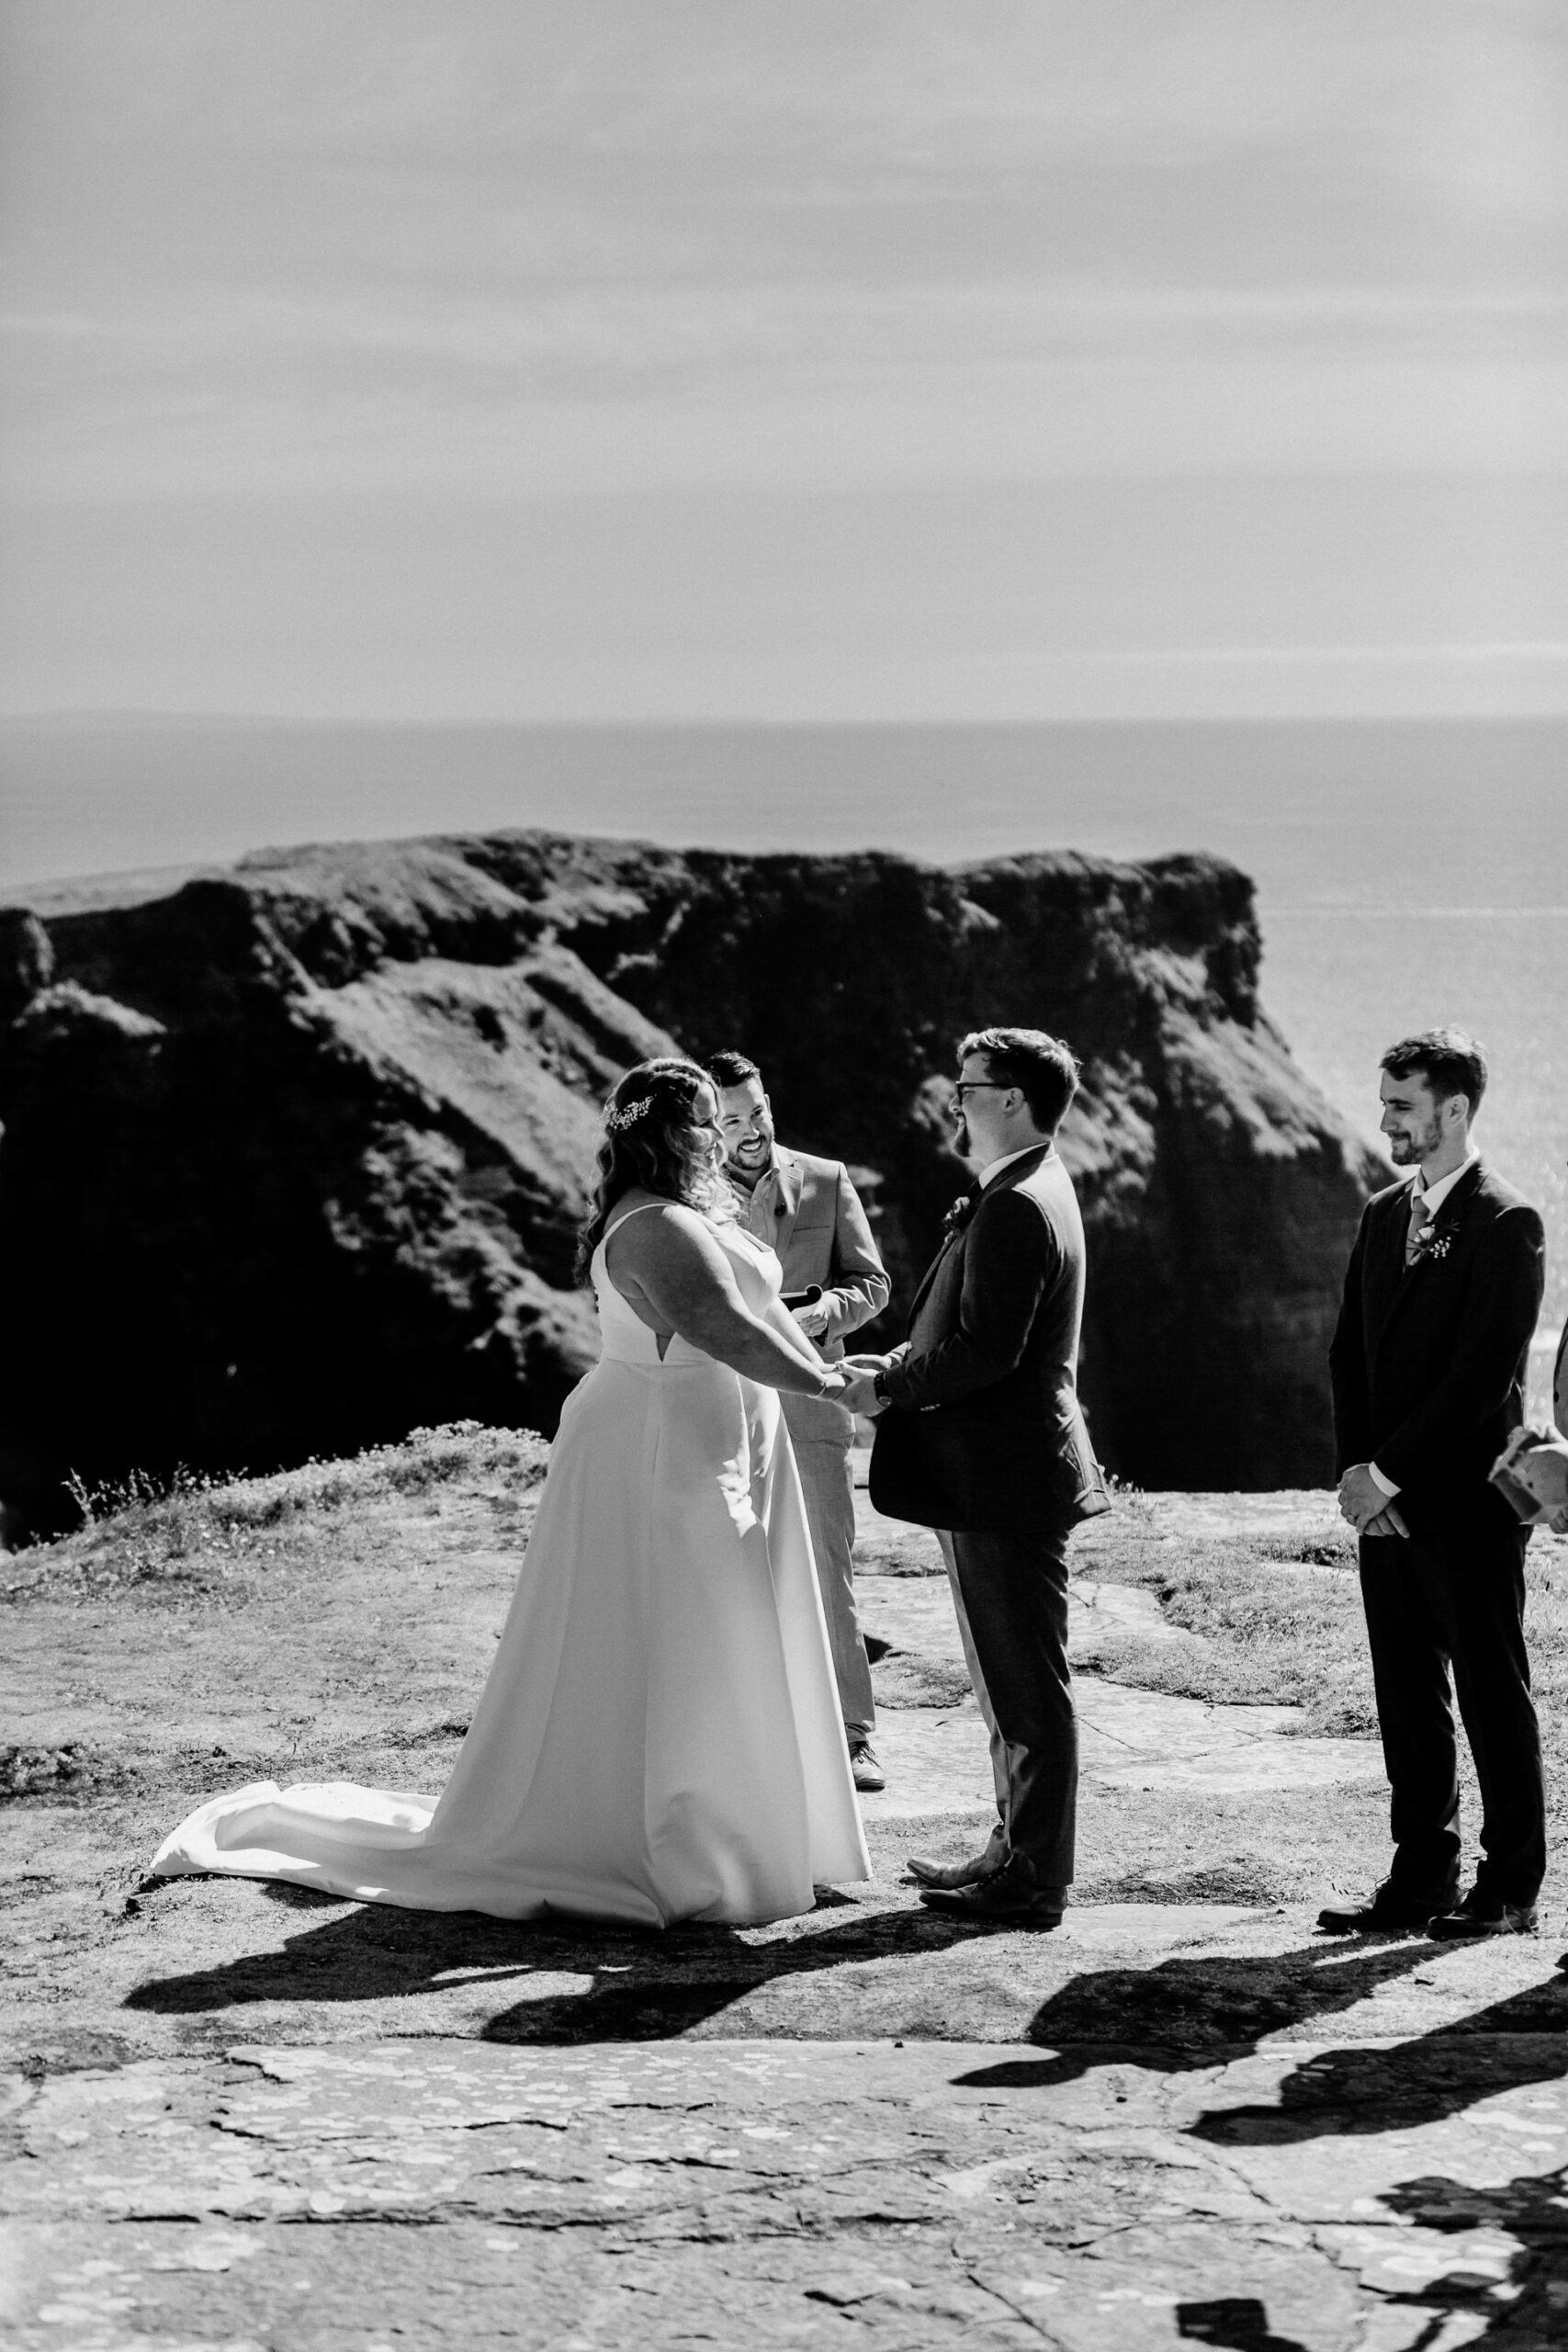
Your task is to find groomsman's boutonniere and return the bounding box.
[1413,1223,1456,1264]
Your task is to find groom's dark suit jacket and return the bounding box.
[869,1144,1109,1534]
[1328,1159,1544,1535]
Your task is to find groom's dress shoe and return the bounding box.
[907,1845,1005,1891]
[1316,1883,1456,1935]
[919,1859,1064,1929]
[848,1739,886,1793]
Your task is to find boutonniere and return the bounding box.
[1412,1223,1456,1264]
[942,1190,980,1238]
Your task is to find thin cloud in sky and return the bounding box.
[1,0,1564,715]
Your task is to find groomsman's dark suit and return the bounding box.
[1329,1159,1547,1907]
[870,1144,1109,1892]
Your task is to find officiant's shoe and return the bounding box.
[1316,1882,1457,1935]
[919,1858,1064,1929]
[907,1848,1003,1891]
[1427,1886,1539,1941]
[848,1739,886,1792]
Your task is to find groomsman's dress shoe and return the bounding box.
[1316,1883,1457,1935]
[919,1858,1064,1929]
[1427,1887,1539,1940]
[848,1739,886,1793]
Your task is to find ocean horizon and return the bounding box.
[5,711,1563,1352]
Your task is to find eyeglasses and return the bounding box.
[949,1080,1014,1107]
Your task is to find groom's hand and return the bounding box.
[1363,1503,1410,1540]
[838,1370,885,1417]
[1339,1463,1393,1532]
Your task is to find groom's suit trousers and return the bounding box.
[938,1524,1077,1890]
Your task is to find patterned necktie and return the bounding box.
[1404,1190,1431,1266]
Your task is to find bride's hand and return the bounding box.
[836,1370,886,1417]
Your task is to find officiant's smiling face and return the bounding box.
[716,1076,774,1176]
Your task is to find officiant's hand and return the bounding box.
[791,1299,830,1338]
[840,1352,893,1374]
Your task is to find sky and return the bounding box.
[2,0,1566,721]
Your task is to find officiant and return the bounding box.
[707,1050,891,1792]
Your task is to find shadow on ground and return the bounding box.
[957,1957,1568,2346]
[935,1933,1564,2082]
[126,1884,1568,2077]
[1172,2302,1309,2352]
[123,1885,982,2041]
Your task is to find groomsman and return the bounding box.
[1325,1029,1546,1940]
[706,1050,891,1792]
[841,1026,1110,1928]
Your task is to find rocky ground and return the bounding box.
[5,1442,1567,2348]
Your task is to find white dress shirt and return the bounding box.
[977,1141,1053,1190]
[1369,1146,1481,1498]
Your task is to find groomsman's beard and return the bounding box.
[1387,1113,1444,1166]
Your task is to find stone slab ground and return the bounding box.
[6,1472,1568,2346]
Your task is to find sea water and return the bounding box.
[4,714,1563,1365]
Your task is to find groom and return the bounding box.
[841,1026,1110,1928]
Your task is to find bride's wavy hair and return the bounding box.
[575,1057,733,1282]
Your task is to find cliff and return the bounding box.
[0,833,1382,1534]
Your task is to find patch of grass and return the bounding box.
[1073,1513,1379,1734]
[2,1742,124,1800]
[854,1528,944,1577]
[5,1421,550,1602]
[1080,1510,1568,1796]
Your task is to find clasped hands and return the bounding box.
[1337,1463,1409,1540]
[830,1351,896,1419]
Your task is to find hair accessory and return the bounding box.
[604,1095,655,1134]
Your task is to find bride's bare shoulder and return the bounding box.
[603,1193,712,1252]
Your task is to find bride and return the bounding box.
[152,1057,870,1926]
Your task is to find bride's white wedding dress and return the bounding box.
[152,1210,869,1926]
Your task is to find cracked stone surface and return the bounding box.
[7,1468,1568,2344]
[5,2027,1568,2347]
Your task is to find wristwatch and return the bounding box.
[872,1368,891,1407]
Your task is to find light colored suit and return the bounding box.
[737,1147,889,1736]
